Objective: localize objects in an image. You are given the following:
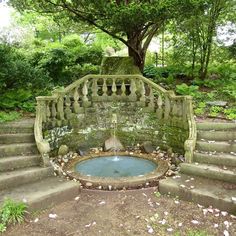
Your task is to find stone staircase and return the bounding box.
[159,121,236,213]
[0,119,80,211]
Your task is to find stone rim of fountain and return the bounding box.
[64,152,169,190]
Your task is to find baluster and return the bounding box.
[138,80,146,106]
[51,101,57,127]
[82,80,90,107]
[177,100,183,117]
[92,78,98,101]
[148,87,155,111]
[111,78,117,97]
[172,100,178,117]
[46,101,51,123]
[73,87,80,113]
[102,78,108,100]
[129,79,137,101]
[121,79,126,99]
[41,101,47,123]
[65,95,72,120]
[164,96,171,120]
[56,95,64,126]
[156,95,163,119]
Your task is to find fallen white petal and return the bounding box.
[34,218,39,223]
[22,198,27,203]
[167,228,173,232]
[230,214,236,219]
[191,220,199,225]
[92,221,96,226]
[221,211,228,216]
[49,213,57,219]
[85,223,91,228]
[232,197,236,202]
[174,200,180,204]
[178,222,183,227]
[74,196,80,201]
[197,204,203,208]
[213,223,218,228]
[164,211,168,216]
[99,200,106,205]
[180,184,185,188]
[147,225,154,234]
[223,230,229,236]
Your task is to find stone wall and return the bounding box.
[45,101,188,155]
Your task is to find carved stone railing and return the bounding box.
[34,74,197,166]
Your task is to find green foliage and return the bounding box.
[176,83,199,96]
[194,102,206,116]
[209,106,223,117]
[0,111,21,123]
[0,199,27,232]
[223,108,236,120]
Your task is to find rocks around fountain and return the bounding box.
[140,141,155,154]
[58,145,69,156]
[104,135,124,151]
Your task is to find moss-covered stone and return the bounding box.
[100,57,141,75]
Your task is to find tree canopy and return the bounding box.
[9,0,179,71]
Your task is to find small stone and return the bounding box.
[108,185,112,190]
[178,222,183,227]
[206,101,228,107]
[104,136,124,151]
[58,145,69,156]
[140,141,155,154]
[167,228,173,232]
[221,211,228,216]
[85,182,93,187]
[74,196,80,201]
[34,218,39,223]
[223,230,229,236]
[213,223,218,228]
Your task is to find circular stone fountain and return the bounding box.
[65,153,168,190]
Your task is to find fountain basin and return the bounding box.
[65,153,168,190]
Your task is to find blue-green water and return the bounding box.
[75,156,157,178]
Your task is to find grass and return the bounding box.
[0,199,27,233]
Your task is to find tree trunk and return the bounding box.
[127,35,145,73]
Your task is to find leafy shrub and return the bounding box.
[176,83,199,96]
[0,111,21,123]
[224,108,236,120]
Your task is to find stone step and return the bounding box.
[197,122,236,131]
[0,166,53,191]
[196,141,236,153]
[0,155,40,172]
[197,130,236,141]
[0,143,39,158]
[180,163,236,184]
[193,152,236,167]
[159,174,236,213]
[0,119,34,134]
[0,177,80,211]
[0,133,35,144]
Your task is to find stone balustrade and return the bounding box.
[34,74,196,166]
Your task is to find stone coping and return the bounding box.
[64,152,169,190]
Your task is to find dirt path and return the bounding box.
[4,187,236,236]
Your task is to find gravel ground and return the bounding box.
[3,187,236,236]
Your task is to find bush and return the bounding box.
[176,83,200,97]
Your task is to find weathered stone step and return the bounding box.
[0,143,38,158]
[197,130,236,141]
[0,133,35,144]
[197,122,236,131]
[159,174,236,213]
[0,166,53,191]
[180,163,236,184]
[196,141,236,153]
[193,152,236,167]
[0,155,40,172]
[0,119,34,134]
[0,177,80,211]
